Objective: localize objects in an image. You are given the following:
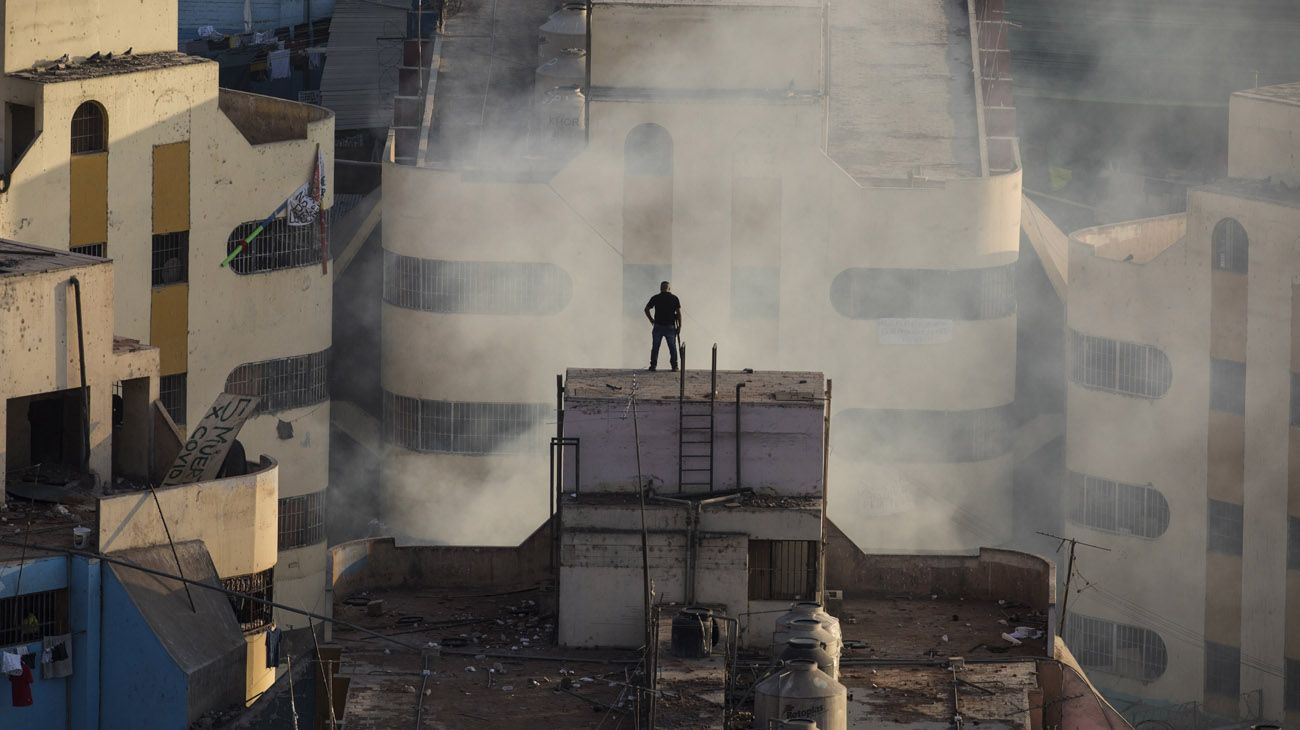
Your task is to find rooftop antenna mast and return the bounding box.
[1036,530,1111,637]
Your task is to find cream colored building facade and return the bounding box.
[0,243,281,701]
[0,0,333,635]
[380,0,1022,552]
[1062,83,1300,724]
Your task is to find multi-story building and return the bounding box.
[0,0,334,635]
[1060,82,1300,724]
[0,242,280,727]
[377,0,1022,552]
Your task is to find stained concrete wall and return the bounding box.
[1228,85,1300,188]
[1,0,177,73]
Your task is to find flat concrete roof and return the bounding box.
[1233,81,1300,107]
[10,51,205,82]
[0,240,106,276]
[1198,177,1300,209]
[565,368,824,402]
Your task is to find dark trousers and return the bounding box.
[650,325,678,369]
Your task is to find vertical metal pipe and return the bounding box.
[735,382,746,489]
[819,379,832,599]
[70,277,90,473]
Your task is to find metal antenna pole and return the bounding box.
[1036,531,1110,636]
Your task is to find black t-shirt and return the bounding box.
[646,292,680,326]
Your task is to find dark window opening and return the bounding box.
[747,539,817,601]
[225,349,329,414]
[70,101,107,155]
[383,392,550,454]
[1204,641,1241,697]
[151,231,189,286]
[221,569,273,633]
[279,491,327,550]
[7,103,36,169]
[6,390,85,476]
[159,373,187,427]
[829,265,1016,321]
[0,589,70,646]
[70,243,106,258]
[1207,499,1243,556]
[1212,218,1248,274]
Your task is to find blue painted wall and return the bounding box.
[0,556,70,730]
[69,557,100,730]
[101,568,188,730]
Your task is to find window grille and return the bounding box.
[225,349,329,414]
[1204,641,1241,697]
[159,373,187,427]
[1286,657,1300,711]
[384,252,573,315]
[221,569,274,633]
[1289,515,1300,571]
[1066,472,1170,538]
[1210,359,1246,415]
[731,266,780,321]
[1070,330,1172,398]
[748,540,817,601]
[1064,614,1167,681]
[0,589,70,647]
[226,216,329,274]
[70,243,106,258]
[829,265,1017,321]
[382,391,550,454]
[151,231,189,286]
[70,101,106,155]
[279,492,326,550]
[832,405,1013,463]
[1212,218,1248,274]
[1207,499,1243,556]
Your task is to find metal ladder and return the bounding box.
[677,343,717,493]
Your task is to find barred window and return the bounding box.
[0,589,70,646]
[1204,641,1241,697]
[279,492,326,550]
[1065,614,1167,681]
[748,540,817,601]
[1070,330,1172,398]
[1066,472,1170,538]
[1207,499,1243,556]
[1210,359,1246,415]
[1212,218,1248,274]
[384,252,573,315]
[71,101,107,155]
[383,391,550,454]
[159,373,187,427]
[226,216,329,275]
[832,405,1013,463]
[732,266,779,321]
[829,265,1016,321]
[224,349,329,414]
[221,569,273,633]
[151,231,189,286]
[70,243,106,258]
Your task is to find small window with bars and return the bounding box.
[1065,613,1167,681]
[747,539,817,601]
[1070,329,1172,398]
[71,101,107,155]
[1067,472,1171,538]
[1212,218,1248,274]
[152,231,189,286]
[1207,499,1243,556]
[1204,641,1241,697]
[279,492,326,550]
[0,589,70,646]
[382,391,551,454]
[226,216,328,274]
[221,569,274,633]
[384,252,574,316]
[225,349,329,414]
[70,243,106,258]
[159,373,187,427]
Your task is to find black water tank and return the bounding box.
[670,607,714,658]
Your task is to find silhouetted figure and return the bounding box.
[644,281,681,371]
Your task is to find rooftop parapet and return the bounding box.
[1069,212,1187,266]
[219,89,333,146]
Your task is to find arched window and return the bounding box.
[382,253,573,315]
[382,392,551,454]
[70,101,107,154]
[1066,471,1170,538]
[1212,218,1248,274]
[624,123,672,177]
[1065,614,1167,682]
[1070,329,1172,398]
[224,349,329,414]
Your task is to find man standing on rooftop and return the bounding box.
[644,281,681,372]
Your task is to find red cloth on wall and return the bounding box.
[9,663,32,707]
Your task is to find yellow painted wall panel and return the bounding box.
[150,284,189,375]
[153,142,190,234]
[70,152,107,246]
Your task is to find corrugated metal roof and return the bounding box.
[319,0,408,130]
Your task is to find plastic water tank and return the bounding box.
[779,637,836,680]
[538,3,588,63]
[533,85,586,150]
[778,721,818,730]
[536,48,587,97]
[775,602,842,643]
[783,619,840,676]
[670,606,714,658]
[752,660,847,730]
